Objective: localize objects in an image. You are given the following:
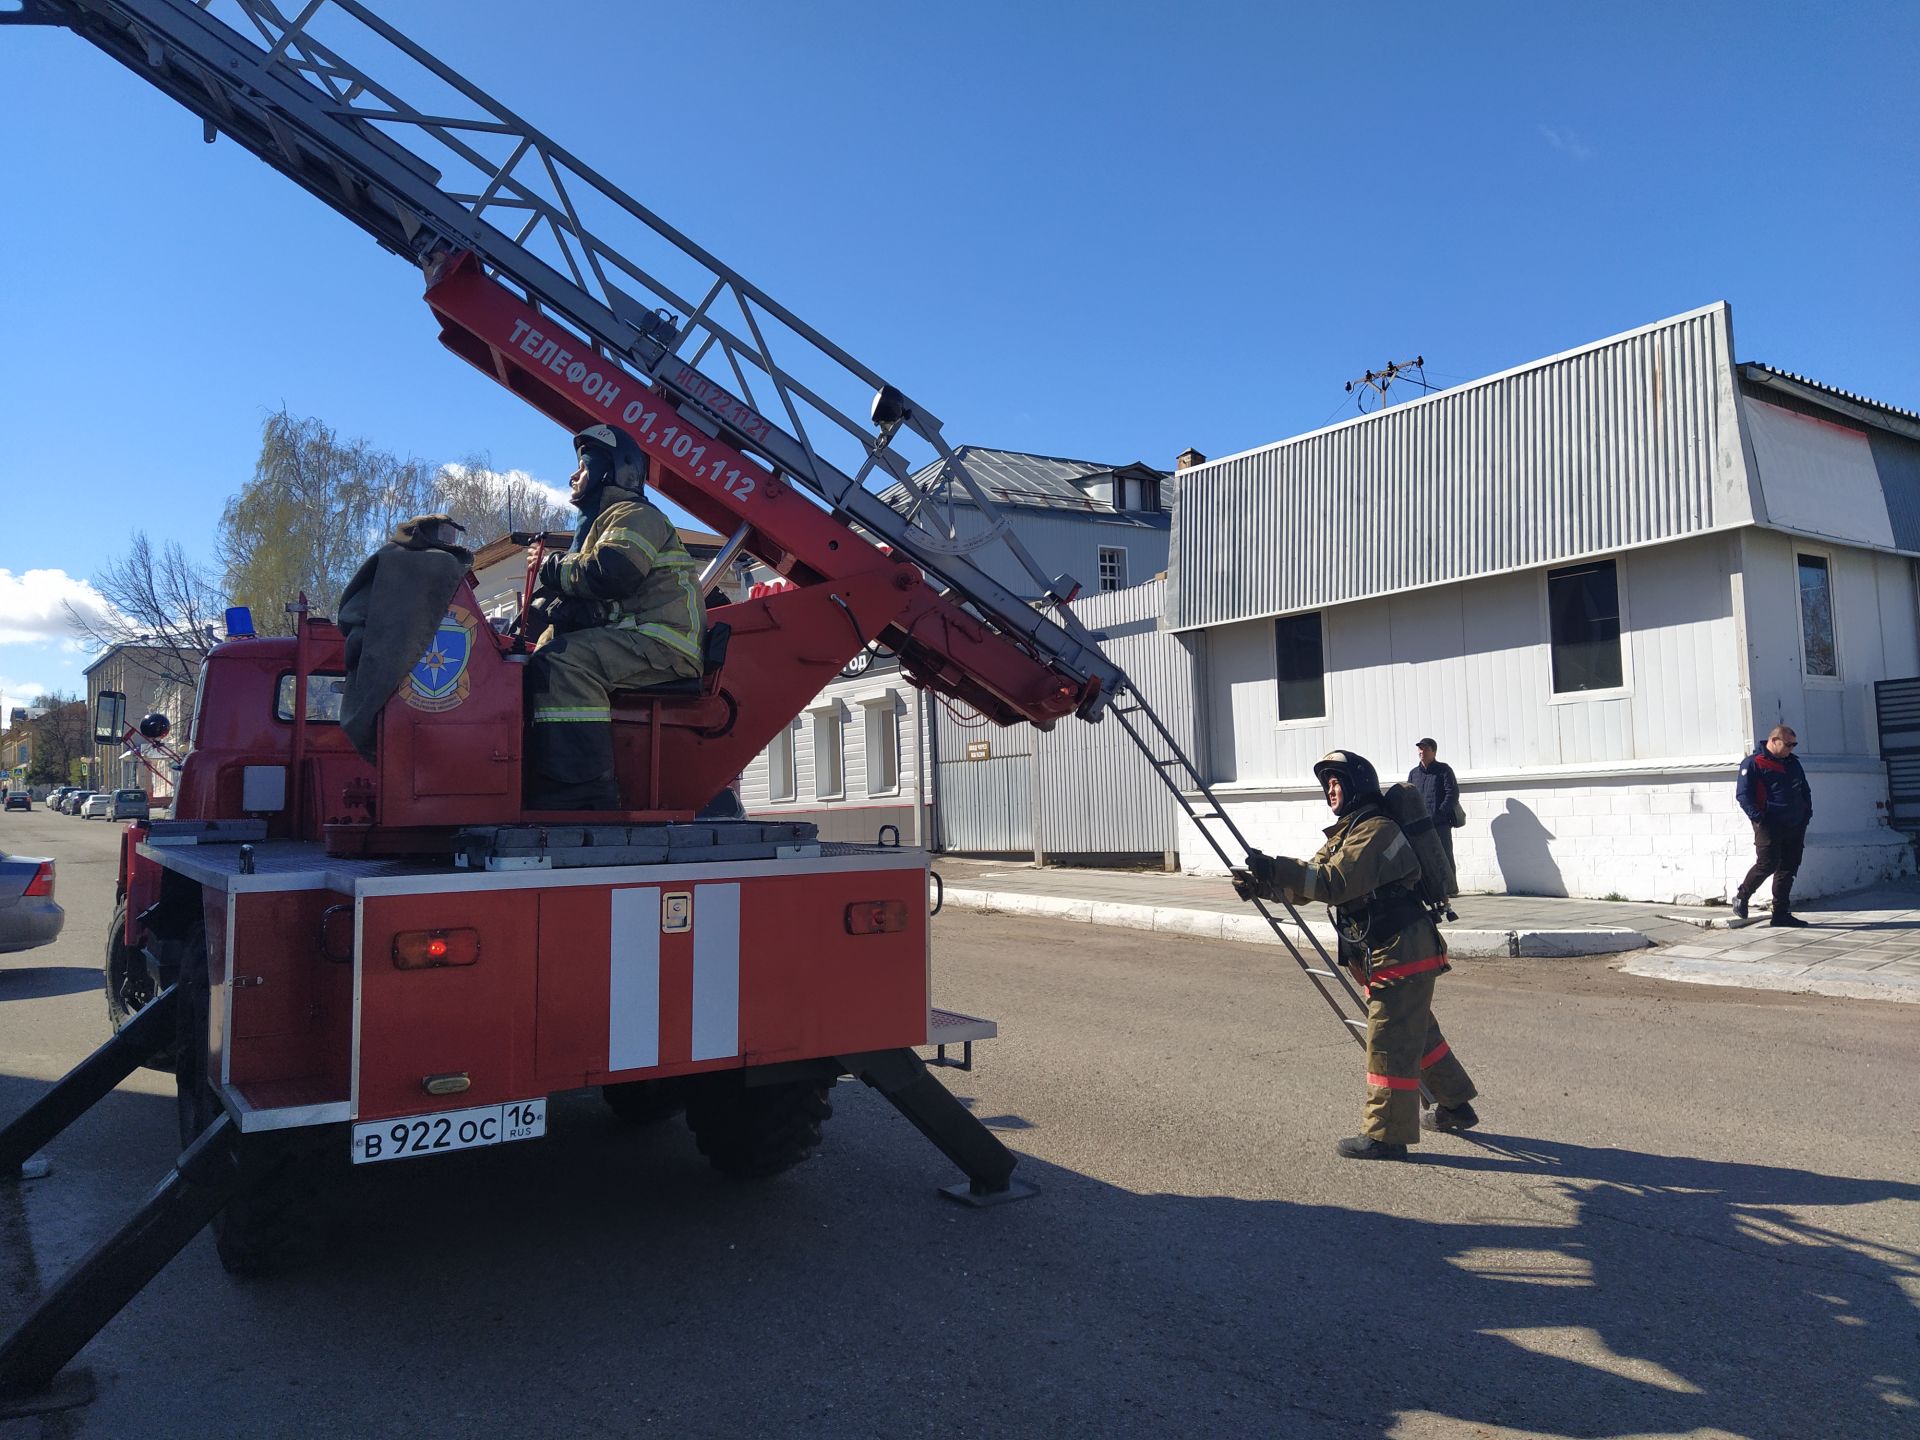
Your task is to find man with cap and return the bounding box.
[523,423,706,810]
[1240,750,1480,1159]
[1408,737,1461,879]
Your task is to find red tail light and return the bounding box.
[845,899,908,936]
[23,863,53,898]
[392,928,480,970]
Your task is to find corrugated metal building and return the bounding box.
[1168,303,1920,902]
[743,446,1174,842]
[935,578,1198,863]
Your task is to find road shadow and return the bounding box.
[3,1079,1915,1438]
[0,965,102,1001]
[1491,799,1569,897]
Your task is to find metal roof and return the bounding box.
[1166,303,1756,631]
[879,446,1169,519]
[1739,364,1920,442]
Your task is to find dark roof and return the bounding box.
[879,446,1169,518]
[1740,363,1920,440]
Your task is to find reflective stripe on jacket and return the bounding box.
[553,488,706,667]
[1305,808,1449,987]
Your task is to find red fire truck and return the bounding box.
[0,0,1364,1400]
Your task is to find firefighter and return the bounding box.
[1241,750,1480,1159]
[523,423,706,810]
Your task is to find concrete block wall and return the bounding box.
[1179,762,1914,904]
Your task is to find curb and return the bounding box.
[941,888,1652,958]
[1617,954,1920,1005]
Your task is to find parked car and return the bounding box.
[108,789,150,821]
[45,788,71,811]
[79,793,114,819]
[3,794,28,812]
[68,790,98,815]
[57,790,87,815]
[0,849,62,953]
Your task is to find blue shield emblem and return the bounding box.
[409,611,473,703]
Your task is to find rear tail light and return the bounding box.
[391,927,480,970]
[845,899,908,935]
[22,863,53,898]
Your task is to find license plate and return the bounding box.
[350,1100,547,1165]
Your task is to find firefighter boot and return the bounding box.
[1731,889,1750,921]
[1335,1135,1408,1160]
[527,720,622,811]
[1421,1102,1480,1134]
[1769,875,1809,927]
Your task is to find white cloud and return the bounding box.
[0,569,113,646]
[1538,125,1593,162]
[0,675,56,719]
[439,462,572,514]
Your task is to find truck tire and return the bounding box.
[104,898,176,1070]
[175,919,320,1277]
[601,1078,685,1125]
[683,1075,833,1180]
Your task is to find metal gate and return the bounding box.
[931,580,1197,863]
[933,715,1033,854]
[1874,677,1920,833]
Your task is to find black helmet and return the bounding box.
[572,423,650,498]
[1311,749,1380,815]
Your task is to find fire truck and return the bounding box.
[0,0,1374,1400]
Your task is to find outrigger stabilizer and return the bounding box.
[0,1009,1025,1403]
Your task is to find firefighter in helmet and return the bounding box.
[523,423,706,810]
[1241,749,1480,1159]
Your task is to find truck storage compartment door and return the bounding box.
[356,890,537,1122]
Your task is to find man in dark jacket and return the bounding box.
[1408,738,1461,877]
[1733,725,1813,926]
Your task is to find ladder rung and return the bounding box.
[1304,968,1337,977]
[1341,1018,1366,1029]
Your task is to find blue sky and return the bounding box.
[2,0,1916,720]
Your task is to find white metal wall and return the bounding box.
[1167,304,1754,631]
[1203,532,1747,786]
[1738,528,1920,759]
[741,667,927,841]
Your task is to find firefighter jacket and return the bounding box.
[1294,807,1449,989]
[546,484,706,673]
[1736,748,1812,828]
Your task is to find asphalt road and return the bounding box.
[1,808,1916,1439]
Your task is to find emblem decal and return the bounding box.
[404,606,477,713]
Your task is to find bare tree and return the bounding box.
[435,452,573,545]
[26,694,90,786]
[64,532,224,691]
[218,408,439,631]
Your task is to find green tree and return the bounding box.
[218,409,439,633]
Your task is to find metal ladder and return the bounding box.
[5,0,1378,1050]
[1102,679,1375,1050]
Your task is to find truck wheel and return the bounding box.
[104,899,176,1070]
[175,920,319,1277]
[601,1078,685,1125]
[683,1075,833,1180]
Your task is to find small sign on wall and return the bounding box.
[965,740,991,762]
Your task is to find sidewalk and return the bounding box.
[933,857,1920,1004]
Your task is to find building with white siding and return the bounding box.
[1167,303,1920,902]
[740,447,1174,842]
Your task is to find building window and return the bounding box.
[1547,560,1623,693]
[1797,553,1838,678]
[768,721,797,802]
[813,709,844,800]
[1098,546,1128,592]
[1274,611,1326,722]
[864,699,900,795]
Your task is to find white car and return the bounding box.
[80,792,115,819]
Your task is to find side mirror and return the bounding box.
[94,691,127,746]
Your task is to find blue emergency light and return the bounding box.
[224,606,256,637]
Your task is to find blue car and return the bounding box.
[0,850,63,953]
